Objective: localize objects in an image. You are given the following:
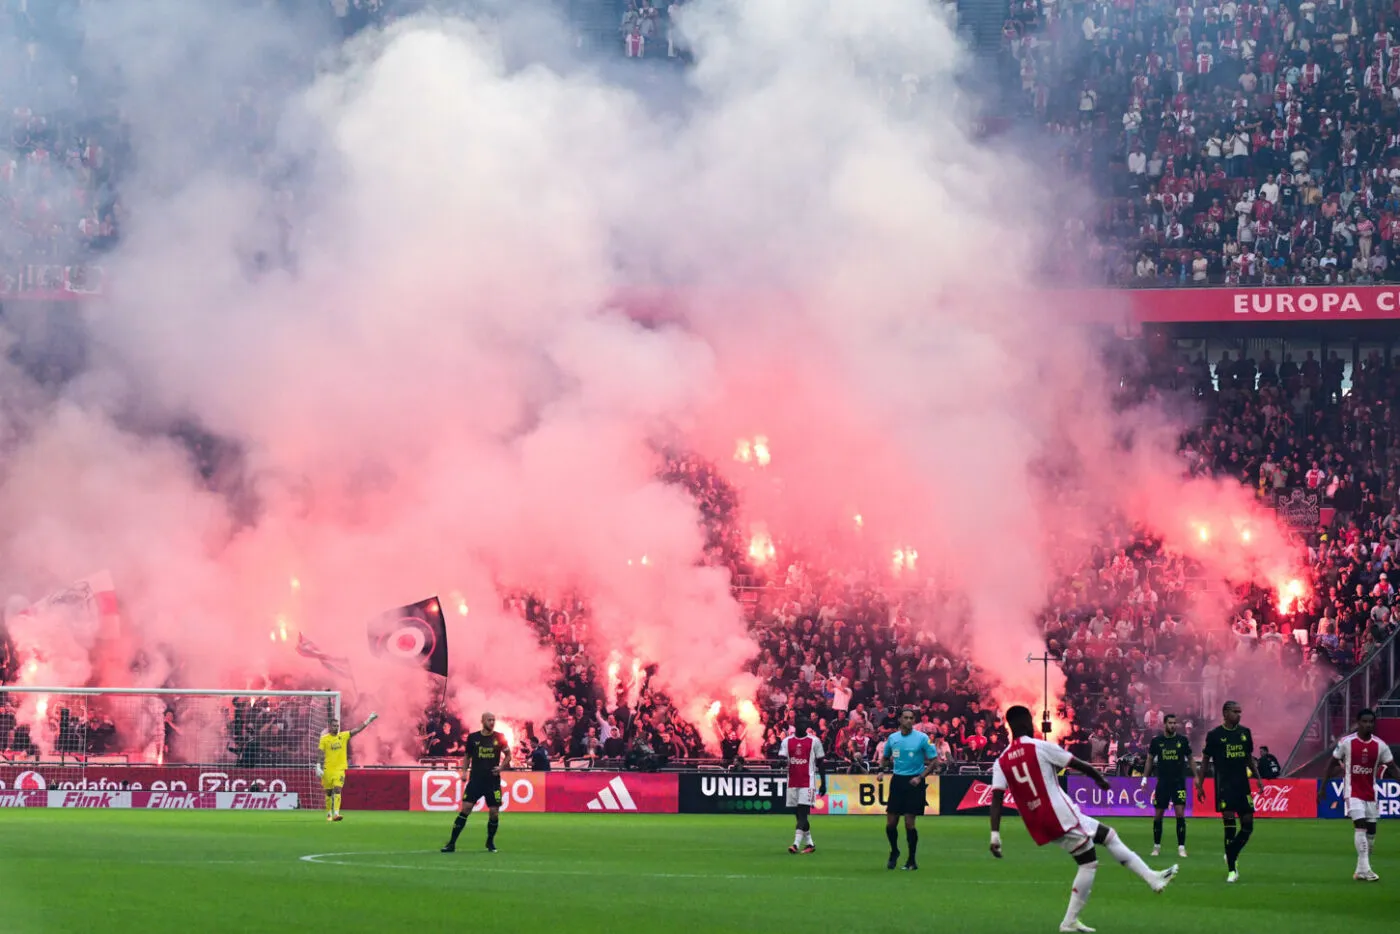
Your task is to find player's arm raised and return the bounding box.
[348,712,379,738]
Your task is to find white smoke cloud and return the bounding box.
[0,0,1311,762]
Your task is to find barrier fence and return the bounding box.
[1,766,1394,816]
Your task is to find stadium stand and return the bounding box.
[3,0,1400,773]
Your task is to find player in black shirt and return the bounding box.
[442,712,510,854]
[1197,701,1265,882]
[1142,713,1200,858]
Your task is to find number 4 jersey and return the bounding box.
[992,736,1087,846]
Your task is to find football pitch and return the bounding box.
[0,813,1392,933]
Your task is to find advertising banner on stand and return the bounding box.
[939,775,1019,816]
[0,764,300,794]
[1197,779,1316,818]
[411,771,546,813]
[679,773,793,814]
[0,790,301,809]
[1319,778,1400,819]
[546,772,678,814]
[0,765,400,809]
[813,775,940,816]
[1066,777,1197,817]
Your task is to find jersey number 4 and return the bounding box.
[1010,763,1040,805]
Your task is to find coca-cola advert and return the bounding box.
[1320,778,1400,820]
[1067,777,1198,817]
[1198,779,1315,819]
[939,776,1019,816]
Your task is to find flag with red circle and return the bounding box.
[367,596,449,677]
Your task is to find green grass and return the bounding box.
[0,813,1393,933]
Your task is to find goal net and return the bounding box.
[0,687,338,809]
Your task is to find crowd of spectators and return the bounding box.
[459,339,1400,774]
[1000,0,1400,285]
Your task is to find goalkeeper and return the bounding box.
[317,713,378,822]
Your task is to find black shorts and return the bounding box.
[463,775,503,808]
[1215,780,1254,815]
[885,776,928,816]
[1152,781,1187,810]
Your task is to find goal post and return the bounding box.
[0,686,340,809]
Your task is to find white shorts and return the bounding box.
[1053,815,1103,856]
[1347,798,1380,822]
[786,786,817,808]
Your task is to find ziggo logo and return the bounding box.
[419,771,539,812]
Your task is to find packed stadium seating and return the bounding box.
[4,0,1400,771]
[1000,0,1400,286]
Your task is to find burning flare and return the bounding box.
[748,525,776,565]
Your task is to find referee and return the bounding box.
[880,708,940,871]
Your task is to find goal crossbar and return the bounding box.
[7,687,341,719]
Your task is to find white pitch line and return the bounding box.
[299,852,1315,886]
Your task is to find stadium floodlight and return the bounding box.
[0,686,339,806]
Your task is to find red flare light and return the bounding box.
[748,526,776,565]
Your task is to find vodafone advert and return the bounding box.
[0,764,296,794]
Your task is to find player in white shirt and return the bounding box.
[990,706,1178,933]
[779,720,826,854]
[1320,709,1398,881]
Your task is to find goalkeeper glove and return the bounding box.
[314,764,324,778]
[367,712,379,724]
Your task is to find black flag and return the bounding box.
[367,596,449,677]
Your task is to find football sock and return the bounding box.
[1105,830,1156,884]
[906,828,918,862]
[1226,816,1253,871]
[1222,816,1237,854]
[324,793,333,815]
[1176,818,1187,847]
[1366,824,1376,856]
[1152,817,1163,845]
[794,830,804,847]
[802,832,813,847]
[886,825,899,855]
[331,793,341,814]
[1356,830,1371,873]
[448,811,469,846]
[1062,861,1097,928]
[487,817,499,845]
